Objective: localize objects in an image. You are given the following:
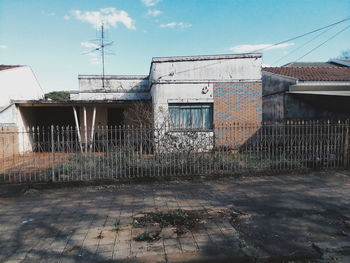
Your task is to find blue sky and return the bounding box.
[1,0,350,92]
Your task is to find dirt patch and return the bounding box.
[132,208,244,242]
[133,209,206,238]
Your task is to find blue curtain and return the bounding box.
[169,103,213,130]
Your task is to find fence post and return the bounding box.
[344,120,349,168]
[51,125,55,182]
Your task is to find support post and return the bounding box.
[90,106,96,151]
[73,106,83,153]
[51,125,55,182]
[83,106,87,153]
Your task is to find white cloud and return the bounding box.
[141,0,161,7]
[63,15,70,20]
[160,22,192,29]
[81,42,99,49]
[229,43,294,53]
[146,9,162,17]
[41,11,56,16]
[69,7,136,30]
[0,45,7,49]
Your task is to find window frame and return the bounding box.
[168,103,214,131]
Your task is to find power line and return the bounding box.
[271,26,335,65]
[294,24,350,62]
[253,17,350,52]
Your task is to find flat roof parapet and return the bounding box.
[78,75,149,80]
[151,53,262,63]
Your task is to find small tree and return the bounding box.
[123,100,153,126]
[45,91,70,101]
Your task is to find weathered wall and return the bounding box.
[151,83,213,125]
[263,93,285,121]
[0,66,44,108]
[150,55,261,83]
[0,126,19,159]
[262,71,297,121]
[285,94,350,120]
[79,76,149,92]
[73,76,150,101]
[0,104,17,125]
[17,107,36,153]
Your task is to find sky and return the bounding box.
[0,0,350,93]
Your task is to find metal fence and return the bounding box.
[0,120,349,183]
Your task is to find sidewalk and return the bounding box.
[1,171,350,262]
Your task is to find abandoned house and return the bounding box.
[0,53,262,153]
[262,66,350,120]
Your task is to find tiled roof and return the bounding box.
[0,65,23,71]
[263,67,350,81]
[282,62,342,67]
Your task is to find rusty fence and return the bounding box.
[0,120,349,183]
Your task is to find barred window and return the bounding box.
[168,103,213,130]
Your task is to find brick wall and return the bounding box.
[213,82,262,148]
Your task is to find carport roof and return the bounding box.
[12,100,135,106]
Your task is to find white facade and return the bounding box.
[0,66,44,109]
[150,54,262,126]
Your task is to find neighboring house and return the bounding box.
[1,53,262,152]
[0,65,44,125]
[262,66,350,120]
[283,59,350,68]
[0,65,44,157]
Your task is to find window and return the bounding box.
[168,103,213,130]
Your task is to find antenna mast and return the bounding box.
[101,23,105,89]
[82,22,114,90]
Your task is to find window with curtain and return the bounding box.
[168,103,213,130]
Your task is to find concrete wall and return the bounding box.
[262,71,297,121]
[151,83,214,125]
[0,66,44,108]
[73,76,150,101]
[0,104,17,125]
[0,126,19,159]
[150,55,261,83]
[285,94,349,120]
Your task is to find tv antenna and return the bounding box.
[83,22,114,89]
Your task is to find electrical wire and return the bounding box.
[294,24,350,62]
[252,17,350,52]
[271,25,335,66]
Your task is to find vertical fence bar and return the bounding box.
[344,120,349,168]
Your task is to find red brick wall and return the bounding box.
[213,82,262,148]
